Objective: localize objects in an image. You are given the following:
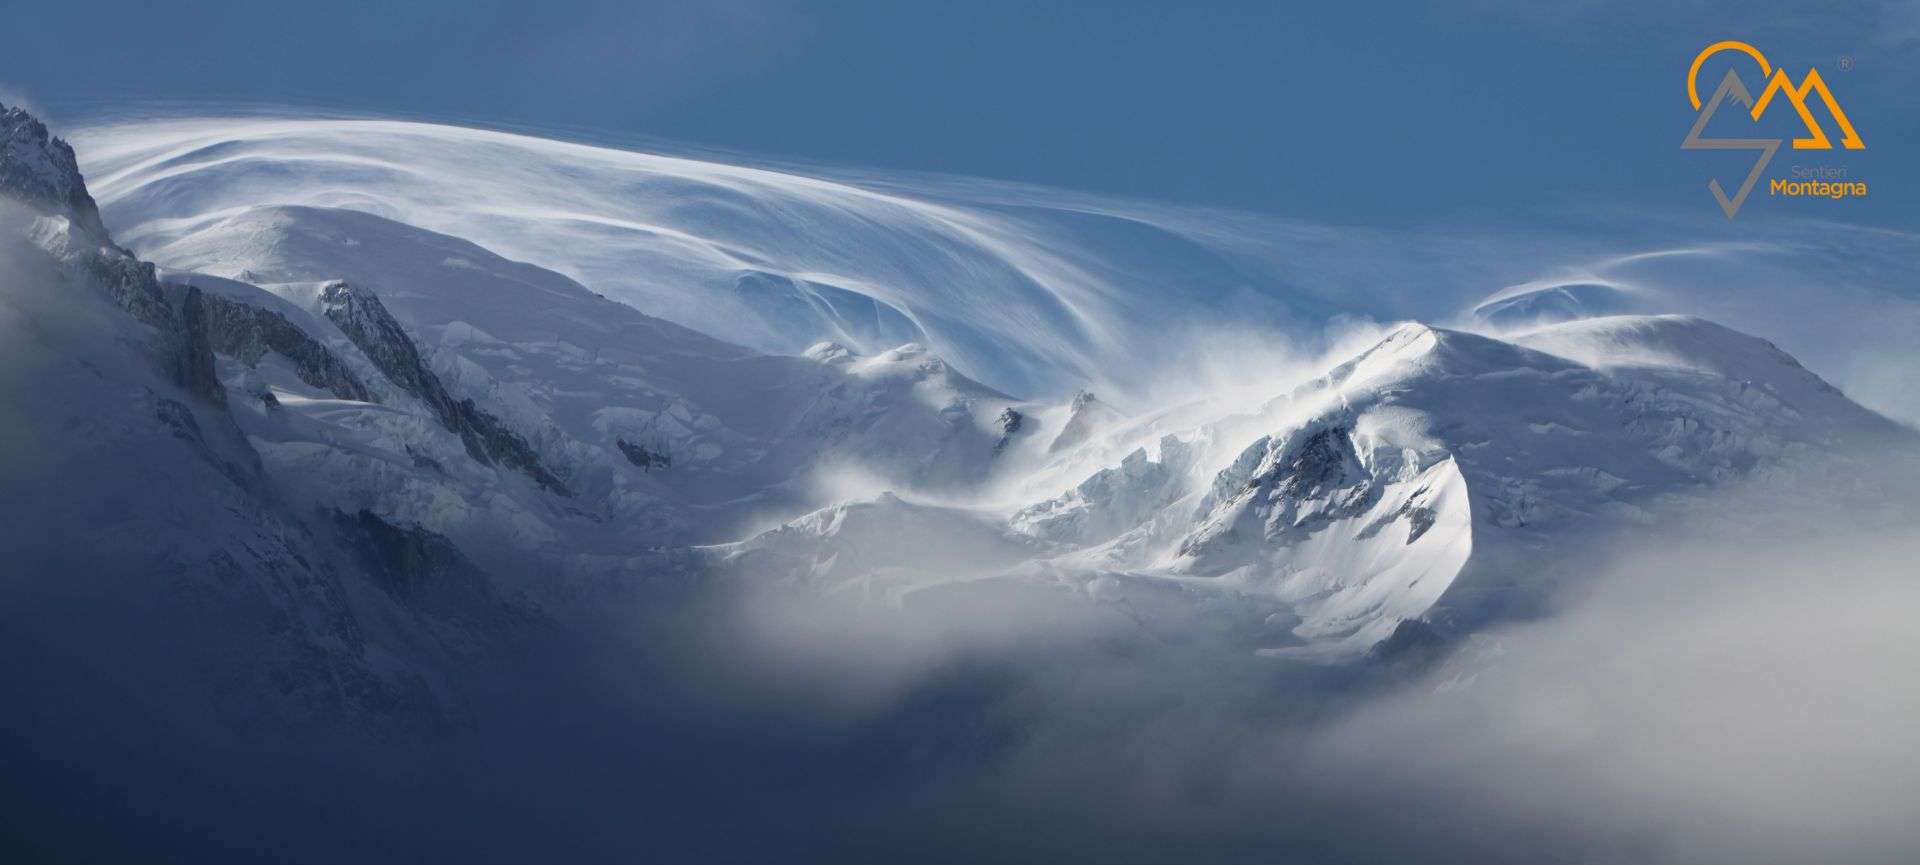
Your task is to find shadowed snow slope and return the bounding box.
[1,106,536,739]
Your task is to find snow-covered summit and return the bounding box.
[68,115,1476,401]
[862,316,1916,655]
[716,309,1916,656]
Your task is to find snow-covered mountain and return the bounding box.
[67,116,1441,402]
[1,105,534,738]
[4,96,1914,747]
[144,202,1050,551]
[722,315,1911,656]
[68,115,1920,437]
[1104,317,1903,648]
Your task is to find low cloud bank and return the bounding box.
[2,435,1917,863]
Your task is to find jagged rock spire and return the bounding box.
[0,102,111,240]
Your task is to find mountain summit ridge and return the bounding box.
[1,103,110,240]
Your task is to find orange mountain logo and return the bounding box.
[1681,41,1865,218]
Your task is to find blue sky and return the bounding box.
[5,0,1914,229]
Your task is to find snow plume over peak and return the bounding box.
[60,114,1432,402]
[1514,314,1822,385]
[1468,279,1643,330]
[69,116,1118,398]
[65,112,1920,430]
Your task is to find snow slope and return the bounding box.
[139,203,1062,547]
[1083,318,1906,651]
[725,317,1913,656]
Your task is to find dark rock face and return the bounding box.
[79,259,228,405]
[1364,617,1455,670]
[2,103,228,406]
[1402,503,1437,544]
[65,238,175,337]
[176,287,227,407]
[2,103,507,741]
[1254,426,1367,504]
[0,103,110,240]
[317,282,438,405]
[1180,425,1379,560]
[197,289,373,402]
[993,407,1025,455]
[330,509,541,665]
[616,438,671,471]
[318,281,568,495]
[105,261,227,405]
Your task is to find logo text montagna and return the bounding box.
[1680,41,1865,218]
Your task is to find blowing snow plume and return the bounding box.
[64,113,1920,423]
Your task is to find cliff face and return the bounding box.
[3,102,226,406]
[318,281,569,495]
[197,288,374,402]
[0,104,109,241]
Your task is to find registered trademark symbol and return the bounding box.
[1838,55,1855,71]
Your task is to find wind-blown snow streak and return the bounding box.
[73,116,1225,401]
[67,114,1920,424]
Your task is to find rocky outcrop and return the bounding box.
[1246,427,1372,519]
[0,103,109,240]
[616,438,671,471]
[1173,423,1372,569]
[993,407,1025,455]
[317,281,568,495]
[176,286,226,405]
[1178,425,1377,558]
[196,289,373,402]
[3,102,226,406]
[330,509,542,664]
